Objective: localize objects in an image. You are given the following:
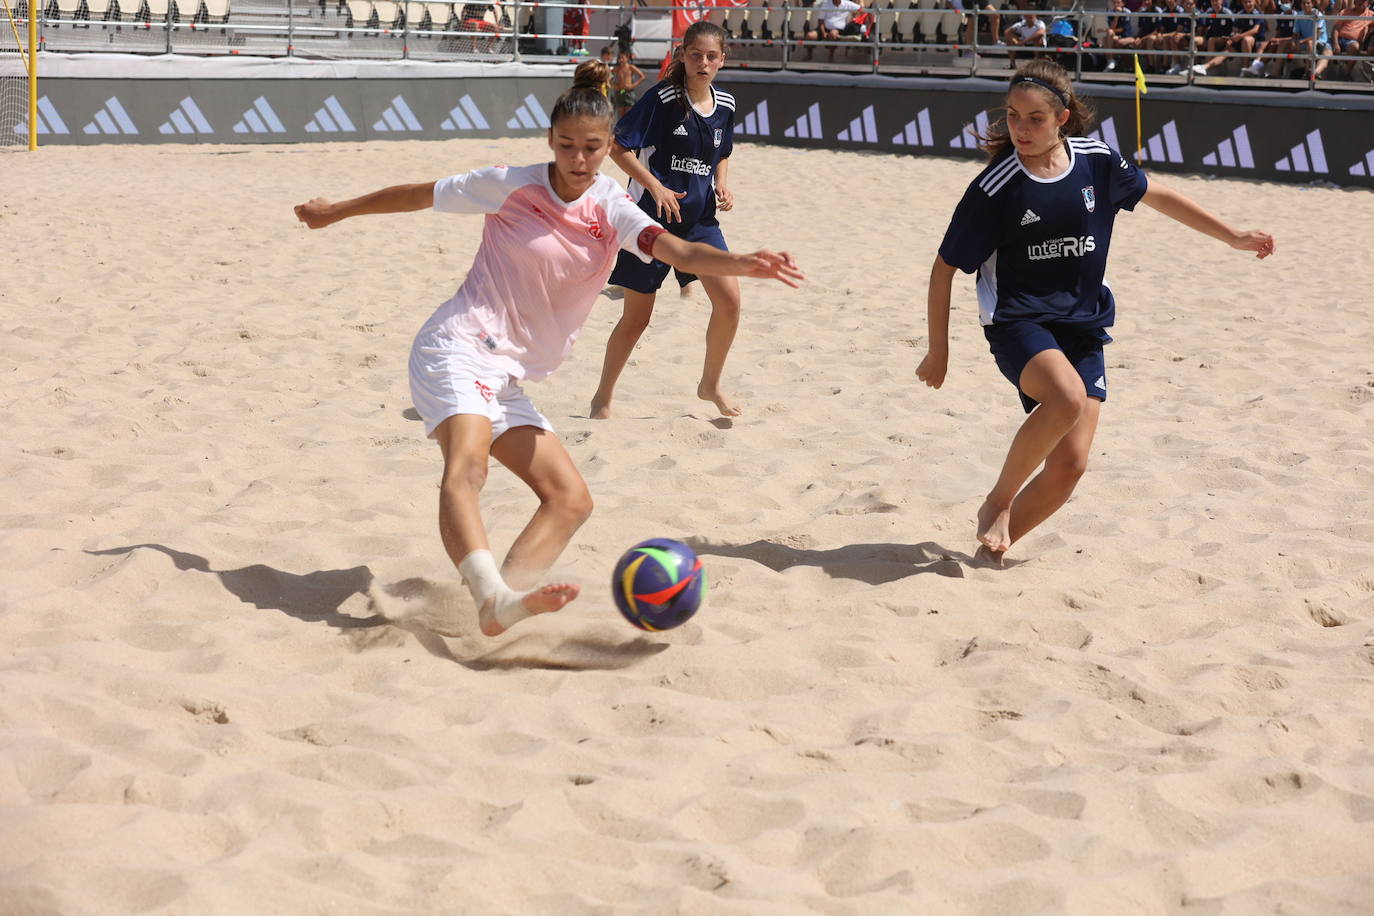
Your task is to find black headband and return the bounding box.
[1011,76,1070,109]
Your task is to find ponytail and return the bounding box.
[550,59,615,127]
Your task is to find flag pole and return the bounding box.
[1133,53,1148,165]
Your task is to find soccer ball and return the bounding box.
[611,538,706,631]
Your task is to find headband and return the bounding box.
[1011,76,1070,109]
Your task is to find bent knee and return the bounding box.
[546,483,594,524]
[1049,450,1091,484]
[441,457,488,494]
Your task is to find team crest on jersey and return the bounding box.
[713,128,723,148]
[1081,186,1096,213]
[585,217,604,240]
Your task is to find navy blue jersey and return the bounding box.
[939,137,1149,330]
[614,80,736,229]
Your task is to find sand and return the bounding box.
[2,137,1372,915]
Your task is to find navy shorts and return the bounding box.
[983,321,1111,414]
[608,220,727,293]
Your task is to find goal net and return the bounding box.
[1,0,32,148]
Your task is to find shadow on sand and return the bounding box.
[84,544,668,672]
[684,537,1001,584]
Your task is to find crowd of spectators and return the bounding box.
[1078,0,1369,79]
[752,0,1372,81]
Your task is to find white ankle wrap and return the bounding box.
[457,549,530,630]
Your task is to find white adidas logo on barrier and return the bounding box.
[891,108,934,147]
[158,97,214,136]
[13,96,69,136]
[1201,125,1254,169]
[305,96,357,134]
[506,94,550,130]
[836,105,879,144]
[734,101,770,137]
[373,96,423,132]
[949,111,990,150]
[82,97,138,136]
[1136,120,1184,164]
[1275,129,1327,173]
[1349,149,1374,177]
[782,103,822,140]
[440,95,490,131]
[1085,116,1120,151]
[233,97,286,135]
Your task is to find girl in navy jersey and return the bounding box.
[916,60,1274,563]
[295,62,802,636]
[589,20,744,419]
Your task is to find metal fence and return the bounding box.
[10,0,1374,91]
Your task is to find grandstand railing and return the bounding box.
[8,0,1373,92]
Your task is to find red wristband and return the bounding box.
[637,225,667,258]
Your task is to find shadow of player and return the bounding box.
[83,544,670,671]
[684,537,986,584]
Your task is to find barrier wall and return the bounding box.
[11,56,1374,187]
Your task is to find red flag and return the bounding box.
[669,0,749,46]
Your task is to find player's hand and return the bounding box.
[295,198,337,230]
[716,186,735,212]
[916,350,948,389]
[742,250,804,288]
[649,183,687,223]
[1231,230,1275,259]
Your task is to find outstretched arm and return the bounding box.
[649,232,804,287]
[1140,182,1275,258]
[916,255,957,389]
[295,182,436,230]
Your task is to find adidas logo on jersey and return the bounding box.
[673,124,688,136]
[1020,209,1040,226]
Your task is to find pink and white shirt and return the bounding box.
[420,164,662,381]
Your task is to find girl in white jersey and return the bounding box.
[295,62,803,636]
[916,61,1274,564]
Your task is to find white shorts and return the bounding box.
[408,332,554,441]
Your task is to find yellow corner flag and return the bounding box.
[1133,55,1147,164]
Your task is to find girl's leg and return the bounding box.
[977,348,1088,556]
[488,425,595,590]
[1007,396,1100,546]
[695,274,743,417]
[433,415,580,637]
[589,288,657,419]
[435,413,497,567]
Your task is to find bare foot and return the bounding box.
[697,383,742,417]
[478,583,581,637]
[589,398,612,420]
[976,498,1012,556]
[973,544,1007,569]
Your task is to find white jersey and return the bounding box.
[419,164,659,381]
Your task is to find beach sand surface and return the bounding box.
[2,138,1372,915]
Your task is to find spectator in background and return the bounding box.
[1003,10,1047,60]
[1245,0,1297,75]
[1104,0,1143,72]
[960,1,1003,52]
[563,0,590,55]
[1332,0,1374,76]
[1152,0,1193,74]
[610,49,645,117]
[1195,0,1262,73]
[804,0,861,60]
[1192,0,1236,73]
[1292,0,1335,76]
